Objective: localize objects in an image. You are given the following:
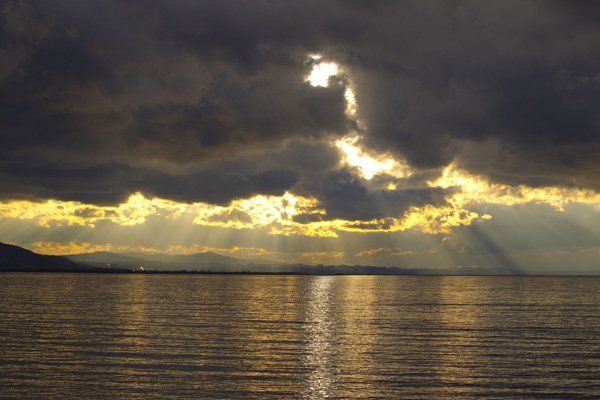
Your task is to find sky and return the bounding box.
[0,0,599,272]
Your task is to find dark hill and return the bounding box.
[0,242,127,272]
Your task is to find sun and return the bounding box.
[306,61,339,87]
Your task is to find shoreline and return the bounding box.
[2,270,600,277]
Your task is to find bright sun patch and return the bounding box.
[306,60,339,87]
[192,192,325,230]
[334,135,410,180]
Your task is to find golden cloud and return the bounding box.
[1,163,598,239]
[0,193,188,228]
[433,164,600,210]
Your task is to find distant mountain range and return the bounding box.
[66,250,280,270]
[0,242,128,272]
[66,250,299,274]
[1,242,526,275]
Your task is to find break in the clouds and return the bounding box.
[0,0,599,269]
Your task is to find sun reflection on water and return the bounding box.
[303,276,335,399]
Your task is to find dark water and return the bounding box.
[1,274,600,399]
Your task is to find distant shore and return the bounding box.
[2,269,600,276]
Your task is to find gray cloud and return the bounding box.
[341,1,600,188]
[293,168,452,221]
[0,0,350,204]
[0,0,598,214]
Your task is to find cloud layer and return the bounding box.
[1,0,599,222]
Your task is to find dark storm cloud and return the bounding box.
[341,1,600,189]
[1,0,599,213]
[0,0,348,204]
[0,151,300,204]
[291,166,453,221]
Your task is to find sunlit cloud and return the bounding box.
[306,57,407,181]
[344,87,359,118]
[2,167,598,241]
[306,59,339,88]
[0,193,189,228]
[192,192,325,231]
[432,164,600,210]
[334,135,411,180]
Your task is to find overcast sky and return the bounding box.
[1,0,599,272]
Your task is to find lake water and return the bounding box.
[1,274,600,399]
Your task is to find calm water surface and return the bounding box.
[1,274,600,399]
